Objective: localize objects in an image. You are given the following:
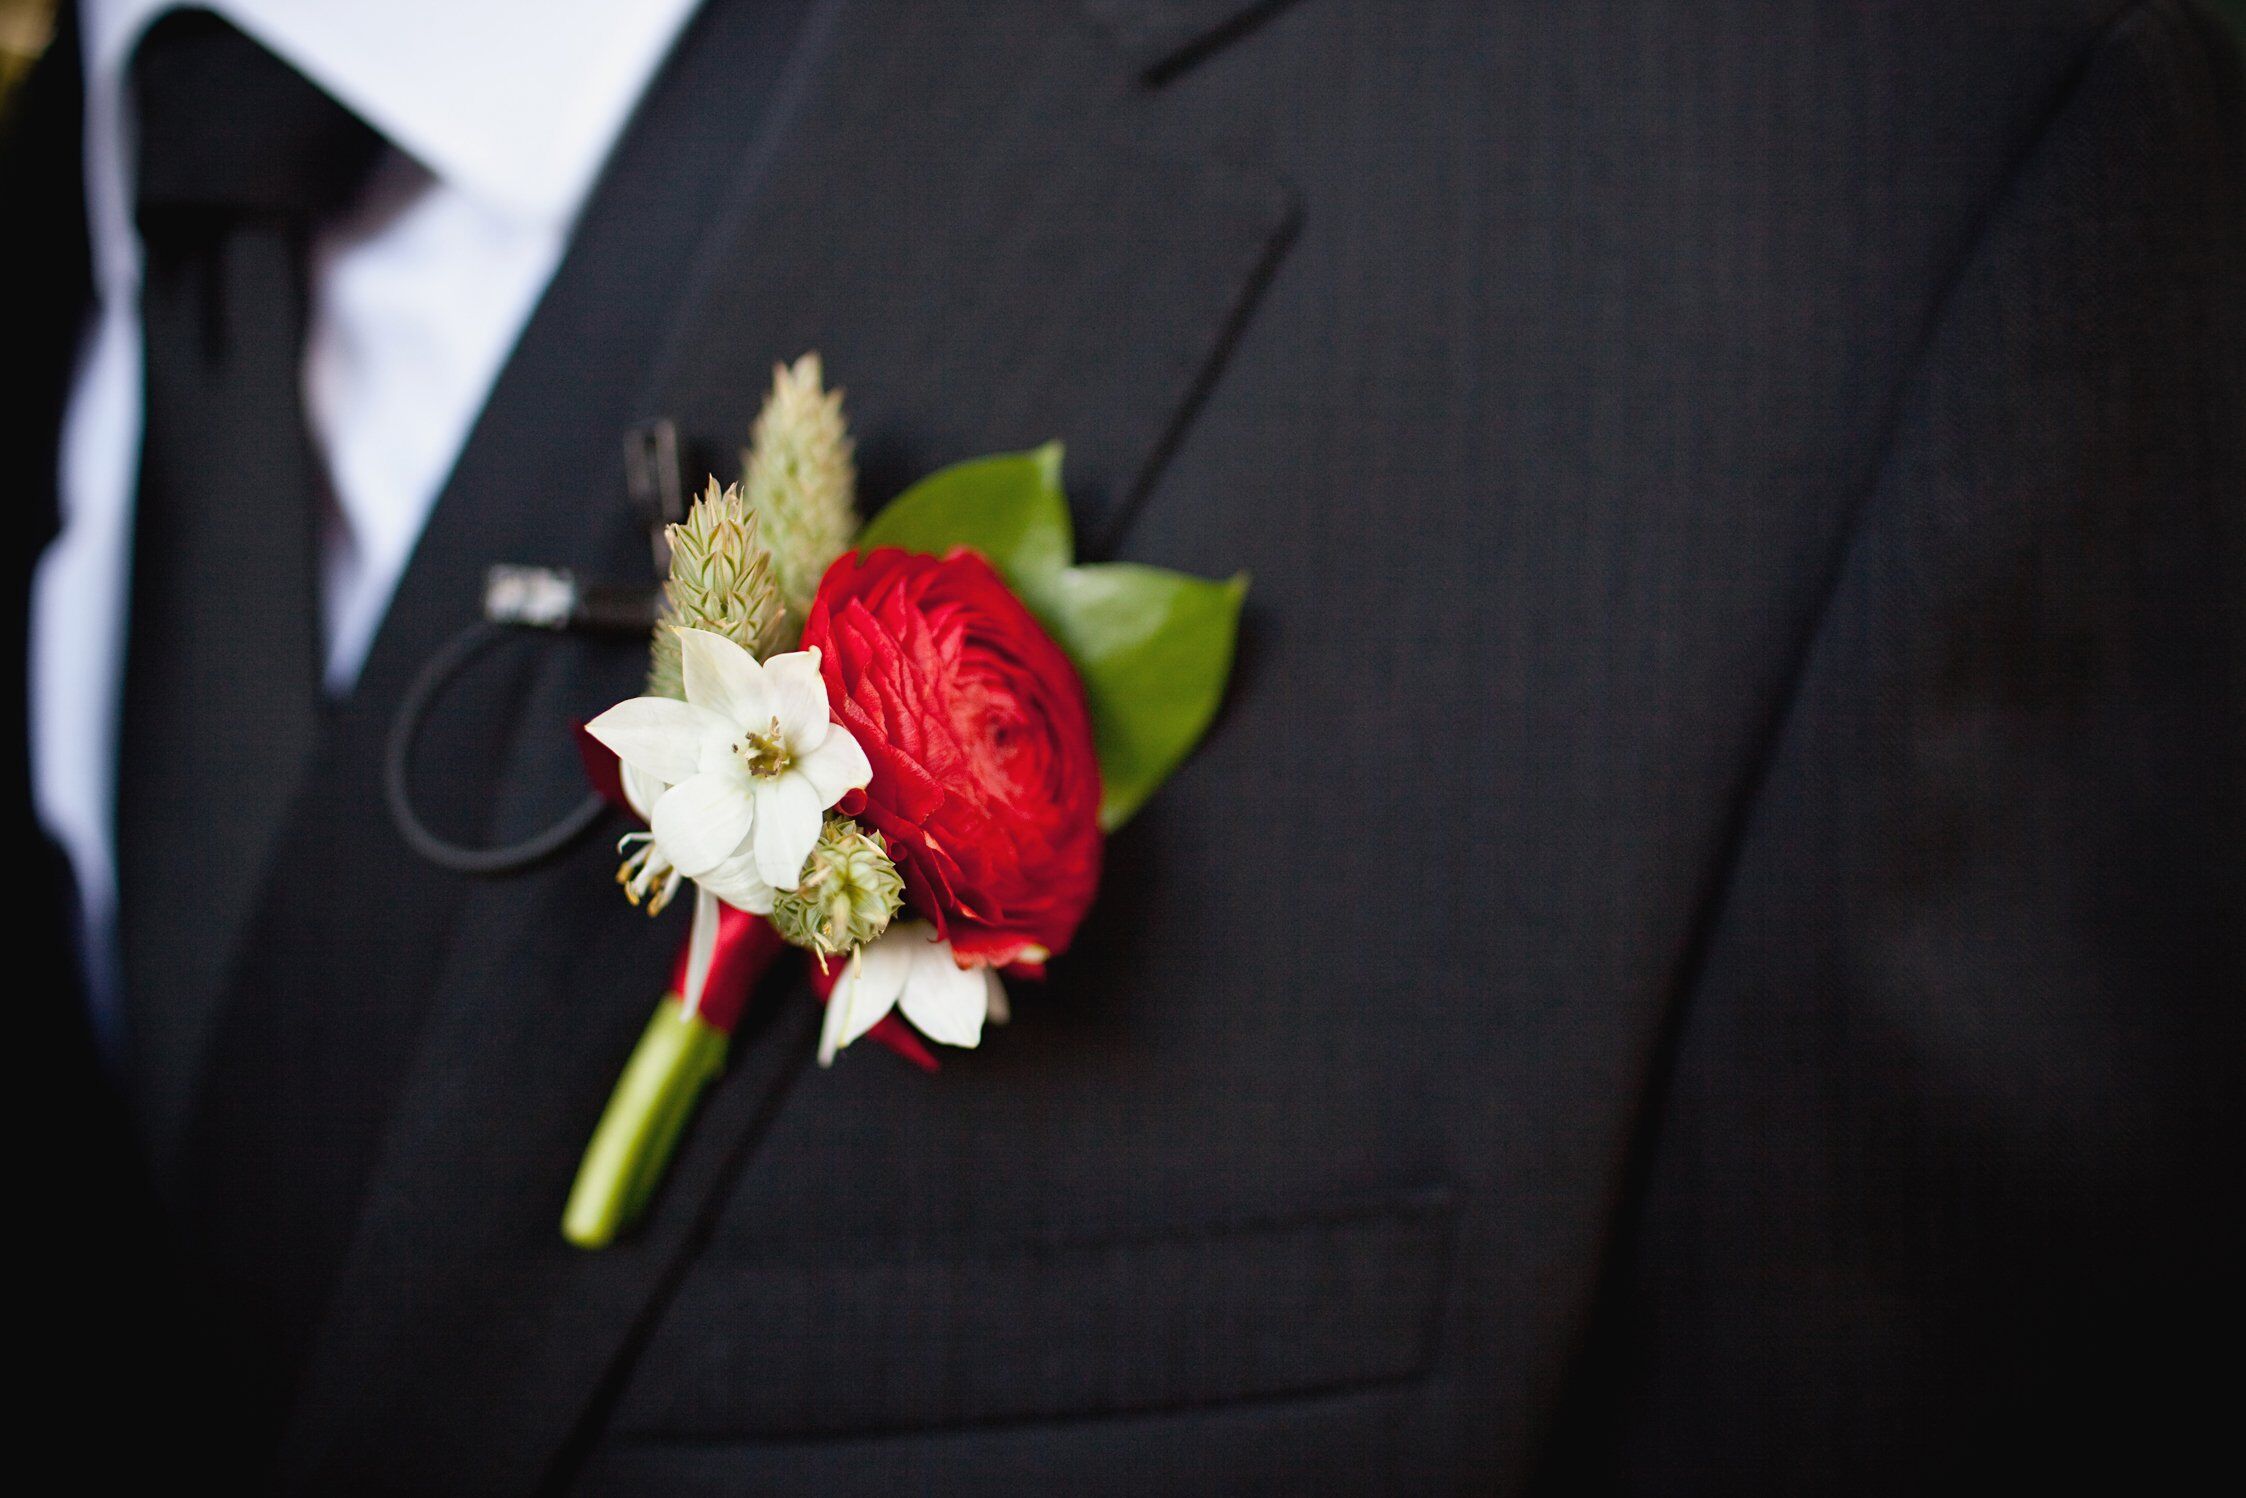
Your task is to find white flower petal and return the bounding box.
[815,964,857,1067]
[762,649,833,752]
[678,888,722,1017]
[586,697,727,787]
[984,968,1010,1026]
[678,627,771,730]
[794,726,872,806]
[897,938,988,1050]
[649,770,756,877]
[694,841,776,914]
[619,761,668,822]
[751,774,824,890]
[820,934,916,1064]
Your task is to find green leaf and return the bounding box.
[1037,563,1248,831]
[857,443,1072,594]
[856,444,1246,829]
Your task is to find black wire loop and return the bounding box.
[383,621,610,875]
[386,419,682,875]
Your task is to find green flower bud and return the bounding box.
[769,816,904,959]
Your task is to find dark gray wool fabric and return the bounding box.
[5,2,2240,1492]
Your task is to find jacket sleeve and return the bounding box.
[1560,3,2246,1489]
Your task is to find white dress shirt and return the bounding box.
[33,0,707,1032]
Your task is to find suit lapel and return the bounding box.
[3,9,89,898]
[1,6,87,566]
[278,2,1296,1489]
[141,0,824,1177]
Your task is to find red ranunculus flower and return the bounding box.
[802,547,1103,972]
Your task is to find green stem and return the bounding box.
[563,995,730,1249]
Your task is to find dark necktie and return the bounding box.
[116,9,383,1136]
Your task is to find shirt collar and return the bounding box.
[83,0,707,226]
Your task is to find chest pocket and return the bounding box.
[607,1186,1455,1440]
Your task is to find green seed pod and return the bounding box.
[741,353,857,645]
[769,816,905,960]
[647,478,781,698]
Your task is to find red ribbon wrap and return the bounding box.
[670,903,786,1033]
[667,901,937,1071]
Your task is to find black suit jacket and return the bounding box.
[8,1,2243,1492]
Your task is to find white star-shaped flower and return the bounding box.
[587,628,872,914]
[819,921,1008,1065]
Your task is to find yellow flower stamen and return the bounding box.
[733,715,794,778]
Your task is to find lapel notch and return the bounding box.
[1080,0,1310,83]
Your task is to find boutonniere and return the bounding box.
[563,357,1245,1246]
